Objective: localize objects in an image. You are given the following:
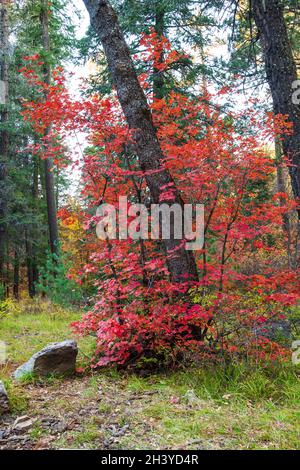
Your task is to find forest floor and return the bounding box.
[0,300,299,450]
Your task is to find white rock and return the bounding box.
[0,380,10,414]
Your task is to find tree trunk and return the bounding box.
[0,1,9,293]
[252,0,300,215]
[275,137,292,267]
[25,228,35,298]
[153,1,165,99]
[5,240,9,297]
[13,248,19,300]
[31,153,39,291]
[40,0,59,256]
[83,0,199,283]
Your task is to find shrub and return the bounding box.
[36,252,85,308]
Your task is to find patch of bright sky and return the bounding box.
[63,0,89,198]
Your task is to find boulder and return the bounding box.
[13,340,78,380]
[0,380,10,414]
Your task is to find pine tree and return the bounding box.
[0,0,10,297]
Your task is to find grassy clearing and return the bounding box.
[0,300,299,450]
[121,369,300,449]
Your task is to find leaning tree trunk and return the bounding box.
[252,0,300,215]
[0,1,9,293]
[40,0,59,257]
[83,0,198,283]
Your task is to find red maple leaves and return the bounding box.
[20,33,299,367]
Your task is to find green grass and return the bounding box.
[119,368,300,449]
[70,425,101,448]
[0,299,299,449]
[0,378,28,413]
[0,298,94,411]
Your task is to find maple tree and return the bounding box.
[19,30,299,367]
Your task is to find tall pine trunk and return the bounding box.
[31,153,39,290]
[40,0,59,257]
[0,1,9,295]
[153,1,165,99]
[83,0,198,283]
[23,139,39,297]
[13,247,19,300]
[252,0,300,215]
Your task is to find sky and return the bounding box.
[72,0,90,38]
[63,1,89,198]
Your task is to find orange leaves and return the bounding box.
[265,111,294,137]
[139,29,188,74]
[19,35,300,367]
[23,53,41,62]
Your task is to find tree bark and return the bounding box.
[0,1,9,293]
[31,153,39,291]
[40,0,59,256]
[83,0,198,283]
[25,228,35,298]
[153,1,165,99]
[252,0,300,215]
[13,247,19,300]
[275,137,293,267]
